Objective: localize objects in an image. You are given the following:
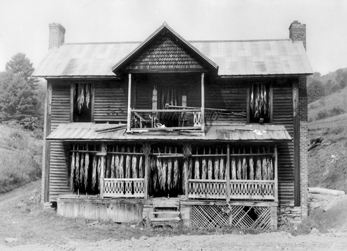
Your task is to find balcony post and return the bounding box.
[201,72,205,133]
[226,144,231,202]
[127,73,132,132]
[274,145,278,203]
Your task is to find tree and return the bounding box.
[0,53,42,129]
[307,79,325,103]
[0,72,38,120]
[5,53,37,89]
[335,69,347,89]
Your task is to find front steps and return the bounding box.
[149,198,182,228]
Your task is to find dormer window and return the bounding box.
[249,83,272,123]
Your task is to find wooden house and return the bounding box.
[33,21,312,230]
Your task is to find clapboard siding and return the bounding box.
[205,82,247,123]
[273,82,294,205]
[49,82,70,202]
[94,81,128,122]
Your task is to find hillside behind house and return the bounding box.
[308,68,347,192]
[0,124,42,193]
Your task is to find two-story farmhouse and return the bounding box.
[33,21,312,230]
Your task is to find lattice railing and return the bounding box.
[188,179,226,199]
[230,180,275,200]
[190,205,273,230]
[103,178,145,198]
[188,180,275,200]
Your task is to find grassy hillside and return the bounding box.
[308,88,347,192]
[308,87,347,122]
[0,124,42,193]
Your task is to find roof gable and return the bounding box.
[112,23,218,74]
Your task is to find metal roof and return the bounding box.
[33,30,312,78]
[47,123,291,142]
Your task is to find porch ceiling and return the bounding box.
[47,123,291,142]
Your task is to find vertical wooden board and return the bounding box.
[272,81,295,206]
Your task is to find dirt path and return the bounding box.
[1,181,347,250]
[0,180,41,204]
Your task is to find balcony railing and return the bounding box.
[130,107,202,131]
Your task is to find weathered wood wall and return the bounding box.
[205,81,247,123]
[273,80,295,206]
[57,196,143,222]
[94,80,128,122]
[49,81,70,201]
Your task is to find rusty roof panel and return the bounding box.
[47,123,291,142]
[33,39,312,78]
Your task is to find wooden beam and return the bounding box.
[43,81,52,203]
[99,143,107,199]
[293,81,300,206]
[70,82,74,122]
[274,144,278,203]
[201,72,205,133]
[127,74,132,132]
[226,144,231,202]
[91,83,95,122]
[143,143,151,200]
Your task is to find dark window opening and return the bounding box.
[73,83,92,122]
[249,83,271,123]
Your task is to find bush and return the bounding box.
[316,110,329,120]
[315,106,345,121]
[330,106,345,116]
[0,129,42,193]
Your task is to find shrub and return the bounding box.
[330,106,345,116]
[0,129,42,193]
[316,110,329,120]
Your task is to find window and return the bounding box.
[249,83,272,123]
[72,83,92,122]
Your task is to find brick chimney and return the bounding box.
[49,23,66,49]
[289,20,306,50]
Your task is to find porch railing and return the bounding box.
[188,179,275,200]
[103,178,145,198]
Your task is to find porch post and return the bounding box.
[143,143,151,199]
[99,143,107,199]
[274,145,278,203]
[226,144,231,202]
[127,73,132,132]
[201,72,205,133]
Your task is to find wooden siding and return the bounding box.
[205,82,247,123]
[94,81,128,122]
[49,82,70,201]
[272,81,294,205]
[126,33,204,72]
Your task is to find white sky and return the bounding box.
[0,0,346,75]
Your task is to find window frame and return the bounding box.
[247,82,273,124]
[70,82,95,122]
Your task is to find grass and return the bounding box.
[0,124,42,193]
[308,87,347,121]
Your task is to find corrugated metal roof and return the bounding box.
[33,38,312,78]
[47,123,291,142]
